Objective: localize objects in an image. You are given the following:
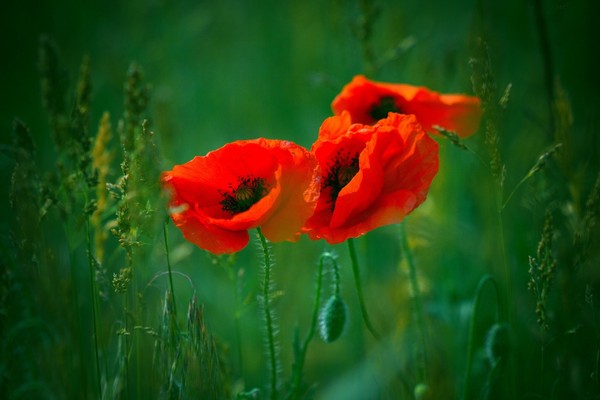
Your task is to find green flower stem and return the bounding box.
[288,252,327,399]
[399,223,427,383]
[347,238,380,340]
[345,238,412,396]
[303,253,326,349]
[256,228,279,400]
[463,275,500,400]
[331,255,341,296]
[163,218,177,318]
[85,217,102,398]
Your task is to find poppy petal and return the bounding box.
[303,113,438,244]
[163,139,318,254]
[329,136,384,229]
[331,74,481,138]
[261,145,320,242]
[170,207,250,254]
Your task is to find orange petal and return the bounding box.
[329,136,384,229]
[304,113,439,244]
[401,89,482,138]
[316,111,353,142]
[331,74,481,138]
[171,207,250,254]
[163,138,318,253]
[261,143,320,242]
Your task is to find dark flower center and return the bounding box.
[323,150,360,207]
[220,175,268,214]
[369,96,400,121]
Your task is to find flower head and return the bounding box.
[331,75,482,138]
[303,111,439,243]
[163,139,319,254]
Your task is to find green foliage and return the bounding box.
[528,210,557,331]
[470,39,506,187]
[153,290,230,399]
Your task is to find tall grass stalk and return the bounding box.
[496,179,518,400]
[63,226,86,398]
[501,144,562,211]
[116,249,133,398]
[495,195,512,325]
[163,218,177,318]
[470,37,517,398]
[85,217,102,398]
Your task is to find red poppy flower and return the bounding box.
[331,75,482,138]
[162,139,319,254]
[303,111,439,244]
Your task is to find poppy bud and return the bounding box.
[319,294,347,343]
[414,383,431,400]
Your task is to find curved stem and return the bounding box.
[463,274,501,400]
[163,218,177,318]
[257,228,279,400]
[288,252,328,399]
[305,253,328,345]
[331,255,341,296]
[347,238,380,340]
[399,223,428,383]
[496,198,512,324]
[501,173,530,211]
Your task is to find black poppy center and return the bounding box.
[368,96,400,121]
[220,175,268,214]
[323,150,360,207]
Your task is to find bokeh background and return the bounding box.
[2,0,600,399]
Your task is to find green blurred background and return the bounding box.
[2,0,600,399]
[2,0,599,177]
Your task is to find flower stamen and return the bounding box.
[323,150,359,207]
[220,175,268,214]
[369,96,400,121]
